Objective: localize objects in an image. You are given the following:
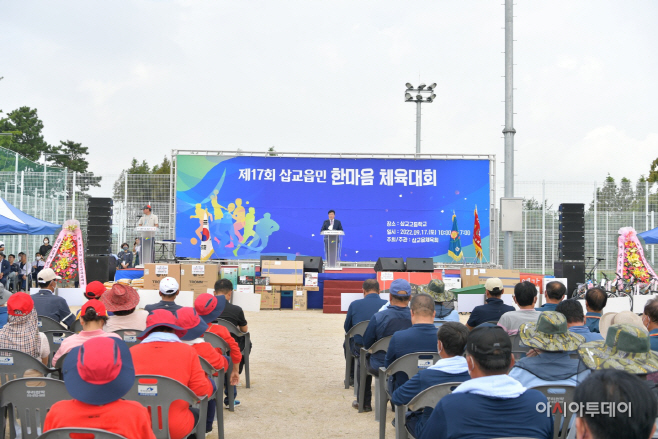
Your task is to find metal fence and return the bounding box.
[1,156,656,274]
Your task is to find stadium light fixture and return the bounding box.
[404,81,436,155]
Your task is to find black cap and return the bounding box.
[466,325,512,362]
[143,205,151,211]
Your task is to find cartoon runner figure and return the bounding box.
[190,203,212,240]
[248,213,279,251]
[232,198,246,242]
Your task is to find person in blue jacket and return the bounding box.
[344,279,387,385]
[426,279,460,324]
[391,322,470,438]
[584,287,606,333]
[356,279,412,411]
[385,294,439,394]
[420,325,553,439]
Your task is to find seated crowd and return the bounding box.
[345,276,658,439]
[0,268,248,439]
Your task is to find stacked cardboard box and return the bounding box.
[180,264,219,299]
[292,289,307,311]
[143,264,181,290]
[220,267,238,289]
[261,260,304,284]
[258,285,281,309]
[477,269,520,293]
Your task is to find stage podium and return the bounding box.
[136,226,157,265]
[321,230,344,271]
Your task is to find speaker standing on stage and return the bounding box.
[321,209,343,232]
[137,204,159,228]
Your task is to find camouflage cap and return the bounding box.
[578,324,658,374]
[427,279,455,303]
[518,311,585,352]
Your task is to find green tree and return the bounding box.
[649,157,658,183]
[0,106,53,161]
[151,156,171,175]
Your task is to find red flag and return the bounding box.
[474,206,483,262]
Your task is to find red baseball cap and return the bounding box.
[81,299,108,318]
[84,281,107,300]
[177,307,209,341]
[138,309,186,340]
[8,292,34,316]
[194,293,226,324]
[63,337,135,405]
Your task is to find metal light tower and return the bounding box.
[502,0,516,269]
[405,83,436,154]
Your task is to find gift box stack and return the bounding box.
[259,260,320,311]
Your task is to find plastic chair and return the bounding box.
[510,334,532,360]
[42,330,75,366]
[37,316,66,332]
[0,377,69,439]
[70,319,83,333]
[123,374,208,439]
[112,329,143,348]
[213,318,251,388]
[52,353,68,380]
[203,332,235,411]
[531,385,577,439]
[344,320,369,390]
[0,349,56,439]
[377,352,442,438]
[0,349,54,385]
[198,356,225,439]
[395,382,462,438]
[36,428,128,438]
[357,335,392,413]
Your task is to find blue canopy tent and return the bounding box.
[639,227,658,245]
[0,197,60,235]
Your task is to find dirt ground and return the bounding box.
[216,310,469,439]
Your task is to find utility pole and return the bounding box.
[503,0,516,269]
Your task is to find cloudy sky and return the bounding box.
[2,1,657,198]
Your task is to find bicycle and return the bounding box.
[572,257,605,299]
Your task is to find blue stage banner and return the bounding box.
[175,155,491,262]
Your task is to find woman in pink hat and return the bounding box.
[101,284,148,332]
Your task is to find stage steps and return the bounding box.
[322,280,364,314]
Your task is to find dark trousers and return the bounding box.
[345,338,360,380]
[223,355,238,404]
[206,378,217,432]
[187,407,200,439]
[356,351,376,407]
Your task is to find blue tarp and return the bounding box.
[0,197,60,235]
[639,227,658,244]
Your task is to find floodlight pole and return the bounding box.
[503,0,516,269]
[415,101,422,154]
[405,84,435,155]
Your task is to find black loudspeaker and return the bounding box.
[88,216,112,226]
[87,206,113,217]
[374,257,406,272]
[87,225,112,237]
[87,197,113,255]
[86,244,112,255]
[88,198,113,208]
[405,258,435,272]
[554,261,585,298]
[84,255,117,283]
[558,203,585,261]
[559,204,584,214]
[295,256,324,273]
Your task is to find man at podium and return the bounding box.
[137,205,159,228]
[321,209,343,232]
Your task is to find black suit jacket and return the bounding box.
[0,259,10,277]
[321,219,343,232]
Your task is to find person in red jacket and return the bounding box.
[43,337,156,439]
[178,307,225,433]
[194,293,241,406]
[130,309,212,439]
